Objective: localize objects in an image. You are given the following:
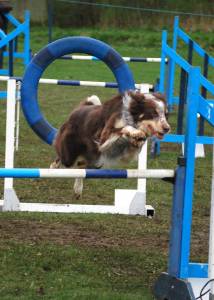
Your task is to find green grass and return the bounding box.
[1,241,155,300]
[0,26,213,299]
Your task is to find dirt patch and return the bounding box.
[0,218,168,251]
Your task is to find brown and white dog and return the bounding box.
[50,91,170,198]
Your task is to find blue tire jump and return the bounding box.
[21,36,135,145]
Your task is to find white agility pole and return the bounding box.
[34,54,168,63]
[209,143,214,299]
[0,168,175,179]
[0,76,153,90]
[15,81,21,151]
[3,79,19,211]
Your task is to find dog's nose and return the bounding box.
[163,124,170,133]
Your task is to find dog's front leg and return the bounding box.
[121,126,147,147]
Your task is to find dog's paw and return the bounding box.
[121,125,135,136]
[122,126,147,143]
[130,130,147,140]
[129,137,146,147]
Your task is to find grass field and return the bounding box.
[0,25,213,299]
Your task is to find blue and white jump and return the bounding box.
[1,36,154,217]
[0,31,214,300]
[0,75,153,90]
[57,54,166,63]
[0,168,174,179]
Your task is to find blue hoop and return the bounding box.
[21,37,135,145]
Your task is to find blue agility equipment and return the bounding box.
[154,65,214,298]
[0,10,30,98]
[0,168,174,179]
[21,36,135,145]
[151,20,214,298]
[1,75,152,90]
[57,54,164,63]
[151,26,214,157]
[166,16,214,111]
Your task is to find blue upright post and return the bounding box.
[177,68,187,134]
[168,157,186,277]
[158,67,201,279]
[159,30,167,93]
[199,53,209,136]
[179,67,201,278]
[23,10,30,66]
[166,16,179,110]
[8,39,13,76]
[153,67,201,300]
[153,30,168,157]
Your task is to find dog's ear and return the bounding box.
[152,92,166,102]
[127,90,145,103]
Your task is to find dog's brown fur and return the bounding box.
[51,91,170,197]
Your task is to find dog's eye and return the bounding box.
[138,114,144,120]
[143,111,159,120]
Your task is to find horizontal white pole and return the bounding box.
[0,168,175,179]
[34,54,167,63]
[146,58,163,62]
[0,76,153,90]
[17,202,153,214]
[127,169,175,178]
[40,169,86,178]
[20,202,117,213]
[79,80,106,87]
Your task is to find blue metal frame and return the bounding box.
[163,16,214,109]
[157,20,214,285]
[179,67,201,278]
[168,66,214,281]
[154,30,214,158]
[168,161,185,277]
[0,11,30,75]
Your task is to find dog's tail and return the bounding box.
[86,95,101,106]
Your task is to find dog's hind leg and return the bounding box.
[73,178,83,199]
[73,159,87,199]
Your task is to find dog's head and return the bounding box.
[127,91,170,139]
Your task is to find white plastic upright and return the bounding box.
[114,140,154,217]
[182,143,205,158]
[2,79,20,211]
